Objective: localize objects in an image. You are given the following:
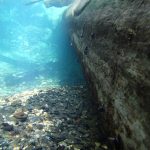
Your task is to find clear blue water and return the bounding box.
[0,0,85,97]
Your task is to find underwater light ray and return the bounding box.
[0,0,85,97]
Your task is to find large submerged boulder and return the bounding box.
[65,0,150,149]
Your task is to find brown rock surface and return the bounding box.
[65,0,150,149]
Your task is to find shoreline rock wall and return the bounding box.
[65,0,150,149]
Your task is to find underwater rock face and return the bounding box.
[65,0,150,149]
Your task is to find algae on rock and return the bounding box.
[65,0,150,149]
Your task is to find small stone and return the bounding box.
[29,139,36,146]
[13,110,28,122]
[26,123,34,131]
[0,140,9,147]
[2,123,14,131]
[36,123,44,130]
[95,142,101,146]
[27,105,33,112]
[43,112,49,118]
[29,115,42,122]
[34,146,43,150]
[101,145,108,149]
[74,148,80,150]
[12,128,20,135]
[95,142,101,148]
[41,104,49,112]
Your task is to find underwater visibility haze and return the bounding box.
[0,0,85,97]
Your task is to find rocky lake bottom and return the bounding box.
[0,86,110,150]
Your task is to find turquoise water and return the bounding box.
[0,0,85,97]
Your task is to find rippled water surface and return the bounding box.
[0,0,85,97]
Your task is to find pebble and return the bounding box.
[2,123,14,131]
[26,123,34,131]
[36,123,44,130]
[41,104,49,112]
[13,110,28,122]
[0,86,109,149]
